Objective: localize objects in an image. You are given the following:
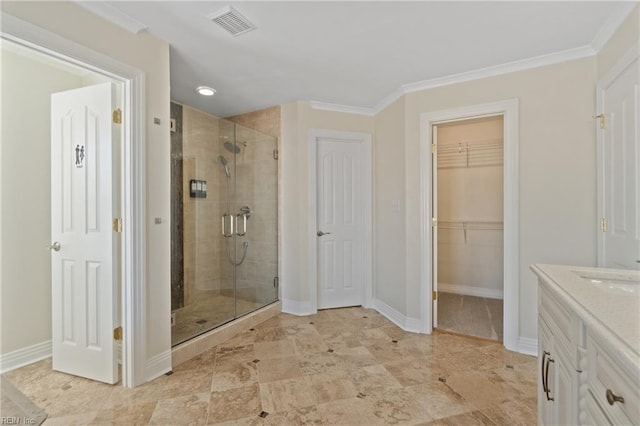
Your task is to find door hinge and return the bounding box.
[600,217,607,232]
[431,217,438,227]
[431,143,437,154]
[113,218,123,233]
[273,276,279,288]
[273,149,278,160]
[113,326,122,341]
[112,108,122,124]
[432,291,437,301]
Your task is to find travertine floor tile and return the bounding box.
[92,401,156,425]
[256,356,302,382]
[305,370,358,404]
[149,392,209,425]
[4,307,537,426]
[259,377,315,412]
[207,384,262,423]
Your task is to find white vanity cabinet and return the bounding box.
[537,283,582,425]
[532,264,640,426]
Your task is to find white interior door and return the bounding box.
[432,125,439,327]
[317,137,364,309]
[51,82,119,384]
[599,53,640,270]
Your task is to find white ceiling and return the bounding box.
[80,1,634,117]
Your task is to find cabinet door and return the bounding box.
[538,318,554,425]
[539,317,579,425]
[549,345,575,425]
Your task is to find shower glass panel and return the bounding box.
[170,104,278,347]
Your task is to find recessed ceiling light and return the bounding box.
[197,86,216,96]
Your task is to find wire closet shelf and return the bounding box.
[437,137,503,169]
[438,220,503,244]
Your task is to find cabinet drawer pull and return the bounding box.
[605,389,624,406]
[545,356,555,401]
[541,351,549,393]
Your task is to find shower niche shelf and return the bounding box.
[190,179,207,198]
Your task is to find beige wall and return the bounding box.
[597,5,639,80]
[0,47,84,354]
[280,101,374,306]
[403,57,598,339]
[436,116,504,296]
[2,2,171,362]
[372,98,406,313]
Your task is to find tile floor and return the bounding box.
[437,292,504,341]
[172,290,265,346]
[3,307,537,425]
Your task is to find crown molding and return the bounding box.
[399,45,595,96]
[590,2,638,52]
[314,45,596,116]
[75,1,148,34]
[308,100,376,116]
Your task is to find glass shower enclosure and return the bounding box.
[170,103,278,346]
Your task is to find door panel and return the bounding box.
[432,126,439,327]
[601,56,640,269]
[317,138,363,309]
[51,82,118,384]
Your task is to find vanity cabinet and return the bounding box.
[537,284,581,425]
[532,264,640,426]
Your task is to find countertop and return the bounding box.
[530,264,640,364]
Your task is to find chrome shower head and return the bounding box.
[218,155,230,178]
[223,141,241,154]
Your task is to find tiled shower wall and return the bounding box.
[181,105,228,306]
[225,105,280,139]
[176,104,278,309]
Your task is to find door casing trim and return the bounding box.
[596,41,640,267]
[1,12,147,387]
[419,99,520,352]
[308,129,373,313]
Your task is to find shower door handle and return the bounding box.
[222,214,234,237]
[236,214,247,236]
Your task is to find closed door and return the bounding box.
[316,137,364,309]
[599,54,640,269]
[51,83,119,384]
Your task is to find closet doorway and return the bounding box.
[433,115,504,341]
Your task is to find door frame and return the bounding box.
[1,12,147,387]
[419,99,520,351]
[596,41,639,267]
[308,129,373,313]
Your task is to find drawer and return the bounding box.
[585,390,613,425]
[539,283,579,365]
[587,331,640,425]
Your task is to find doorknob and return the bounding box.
[317,231,331,237]
[48,241,61,252]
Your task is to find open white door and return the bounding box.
[51,82,119,384]
[598,51,640,270]
[432,125,439,328]
[316,137,364,309]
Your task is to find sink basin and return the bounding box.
[573,269,640,295]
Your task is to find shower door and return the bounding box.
[227,123,279,317]
[171,106,278,347]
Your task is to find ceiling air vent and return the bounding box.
[207,6,256,37]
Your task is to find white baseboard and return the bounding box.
[518,337,538,356]
[0,340,51,374]
[145,350,172,382]
[438,282,503,299]
[373,298,421,333]
[281,298,314,316]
